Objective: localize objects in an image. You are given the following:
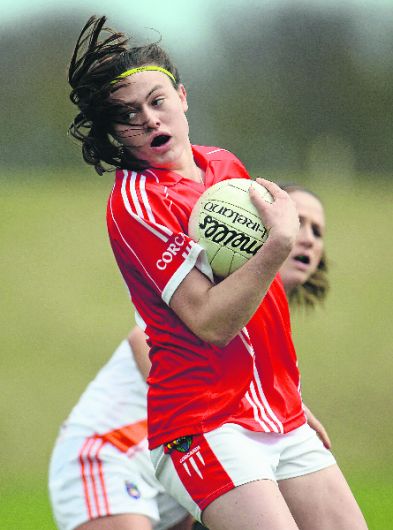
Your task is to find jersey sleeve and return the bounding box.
[107,171,213,305]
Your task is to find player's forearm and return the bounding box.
[201,235,292,345]
[171,234,292,346]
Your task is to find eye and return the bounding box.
[152,97,165,107]
[123,110,138,122]
[312,224,322,238]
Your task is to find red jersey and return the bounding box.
[107,145,306,449]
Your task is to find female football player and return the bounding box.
[48,185,331,530]
[62,15,367,529]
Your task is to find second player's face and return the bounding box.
[110,70,190,170]
[279,190,325,293]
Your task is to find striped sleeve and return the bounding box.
[107,170,212,305]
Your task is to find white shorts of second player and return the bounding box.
[49,434,188,530]
[150,422,336,524]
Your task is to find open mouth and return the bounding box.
[151,134,171,147]
[294,255,310,265]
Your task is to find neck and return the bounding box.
[188,164,205,184]
[173,143,205,183]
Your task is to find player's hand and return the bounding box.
[303,404,332,450]
[249,177,299,253]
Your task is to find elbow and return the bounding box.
[196,325,236,348]
[209,335,234,348]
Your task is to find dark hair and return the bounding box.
[68,16,180,175]
[280,184,329,309]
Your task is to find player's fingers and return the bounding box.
[319,427,332,450]
[313,420,332,450]
[248,185,272,217]
[305,407,332,450]
[254,177,286,198]
[318,430,332,450]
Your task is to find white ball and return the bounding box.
[188,178,273,278]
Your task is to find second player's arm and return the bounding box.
[170,179,299,347]
[128,327,151,381]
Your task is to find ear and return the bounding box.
[177,83,188,112]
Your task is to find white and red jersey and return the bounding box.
[49,341,190,529]
[107,145,306,449]
[60,340,149,450]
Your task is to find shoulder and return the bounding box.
[109,169,163,212]
[193,145,243,163]
[193,145,249,180]
[107,169,177,245]
[112,168,162,190]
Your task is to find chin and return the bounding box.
[151,151,180,168]
[284,271,308,292]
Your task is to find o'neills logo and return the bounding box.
[199,214,266,256]
[203,201,264,233]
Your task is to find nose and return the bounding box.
[141,107,160,129]
[298,224,314,247]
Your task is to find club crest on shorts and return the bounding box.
[165,435,193,453]
[125,481,141,499]
[165,435,206,479]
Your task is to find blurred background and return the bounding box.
[1,1,392,528]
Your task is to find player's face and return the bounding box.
[109,70,190,170]
[279,190,325,293]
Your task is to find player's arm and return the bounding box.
[170,179,299,347]
[128,327,151,381]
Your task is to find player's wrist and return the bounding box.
[260,230,294,263]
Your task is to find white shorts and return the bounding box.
[150,423,336,523]
[49,434,188,530]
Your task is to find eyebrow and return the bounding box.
[121,84,164,107]
[299,215,325,231]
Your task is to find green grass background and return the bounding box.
[1,173,392,529]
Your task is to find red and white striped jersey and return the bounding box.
[106,145,306,449]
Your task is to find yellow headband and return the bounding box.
[111,65,176,85]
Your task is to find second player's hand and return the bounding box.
[304,404,332,450]
[249,178,299,257]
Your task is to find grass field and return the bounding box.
[1,172,392,529]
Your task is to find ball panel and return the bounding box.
[229,252,249,275]
[210,246,236,278]
[204,240,224,267]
